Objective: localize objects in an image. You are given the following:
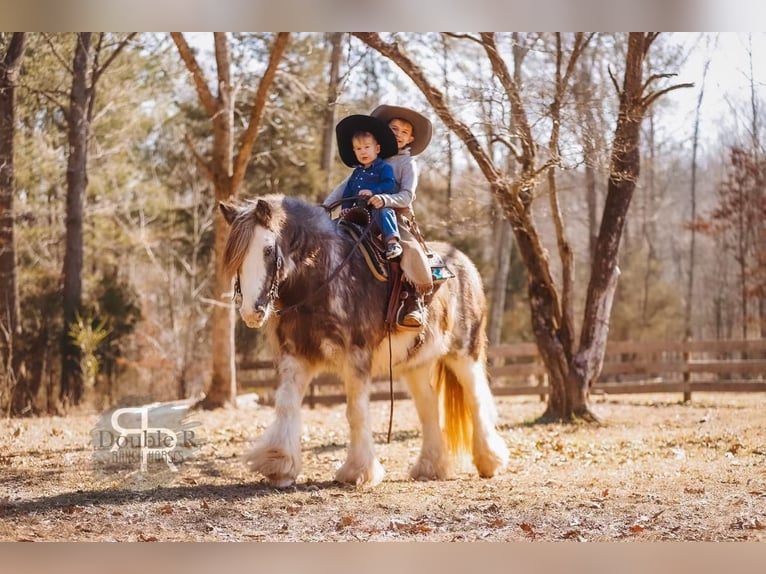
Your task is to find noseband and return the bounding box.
[232,242,283,311]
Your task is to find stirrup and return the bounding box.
[401,310,423,328]
[397,296,425,331]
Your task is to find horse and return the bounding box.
[219,193,509,487]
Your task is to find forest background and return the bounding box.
[0,32,764,417]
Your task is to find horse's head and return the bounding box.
[220,198,285,329]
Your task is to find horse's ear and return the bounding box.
[219,202,237,225]
[253,198,272,227]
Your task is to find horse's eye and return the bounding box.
[264,245,274,257]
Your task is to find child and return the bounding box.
[370,105,433,329]
[324,114,403,259]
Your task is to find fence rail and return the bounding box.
[238,339,766,407]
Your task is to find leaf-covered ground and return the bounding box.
[2,392,766,541]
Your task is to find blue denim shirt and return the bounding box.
[341,157,396,208]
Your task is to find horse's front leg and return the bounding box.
[244,355,312,487]
[335,367,384,487]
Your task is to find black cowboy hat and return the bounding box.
[336,114,399,168]
[370,104,433,156]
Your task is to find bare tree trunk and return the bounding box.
[686,55,711,338]
[487,36,526,348]
[58,33,135,410]
[573,50,602,266]
[571,34,688,413]
[0,33,26,415]
[584,134,599,265]
[641,113,657,331]
[487,212,511,347]
[60,32,92,409]
[439,35,454,221]
[172,32,289,409]
[319,33,343,197]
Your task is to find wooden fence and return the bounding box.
[238,339,766,407]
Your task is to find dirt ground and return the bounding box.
[1,391,766,542]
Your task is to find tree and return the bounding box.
[0,32,26,415]
[693,147,766,339]
[60,33,136,408]
[319,32,343,197]
[685,48,713,338]
[171,32,289,408]
[354,32,692,421]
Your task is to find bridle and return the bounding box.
[232,242,283,312]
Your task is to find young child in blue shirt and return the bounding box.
[324,114,403,259]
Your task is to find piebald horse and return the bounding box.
[220,194,508,487]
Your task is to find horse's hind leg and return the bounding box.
[244,355,312,487]
[402,363,452,480]
[447,356,509,477]
[335,368,385,487]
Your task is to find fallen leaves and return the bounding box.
[3,393,766,542]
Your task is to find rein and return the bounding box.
[275,224,372,316]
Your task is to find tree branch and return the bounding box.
[479,32,536,168]
[352,32,502,185]
[3,32,26,70]
[92,32,137,84]
[642,82,695,109]
[231,32,290,194]
[170,32,218,117]
[489,135,522,161]
[442,32,482,45]
[184,132,214,183]
[213,32,231,105]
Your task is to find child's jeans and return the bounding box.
[371,206,399,242]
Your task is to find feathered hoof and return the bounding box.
[409,455,452,481]
[244,443,301,487]
[335,458,385,487]
[473,434,510,478]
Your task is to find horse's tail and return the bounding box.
[436,361,473,459]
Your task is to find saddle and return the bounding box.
[337,207,389,283]
[337,207,455,331]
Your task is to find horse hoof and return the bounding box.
[473,434,509,478]
[409,456,451,481]
[335,458,385,486]
[244,444,300,486]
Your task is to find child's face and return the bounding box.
[352,134,380,167]
[389,119,415,150]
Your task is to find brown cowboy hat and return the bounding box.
[370,104,433,156]
[335,114,398,168]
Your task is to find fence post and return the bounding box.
[682,335,692,403]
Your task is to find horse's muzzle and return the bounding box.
[241,303,269,329]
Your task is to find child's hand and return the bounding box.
[366,195,385,208]
[358,190,373,198]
